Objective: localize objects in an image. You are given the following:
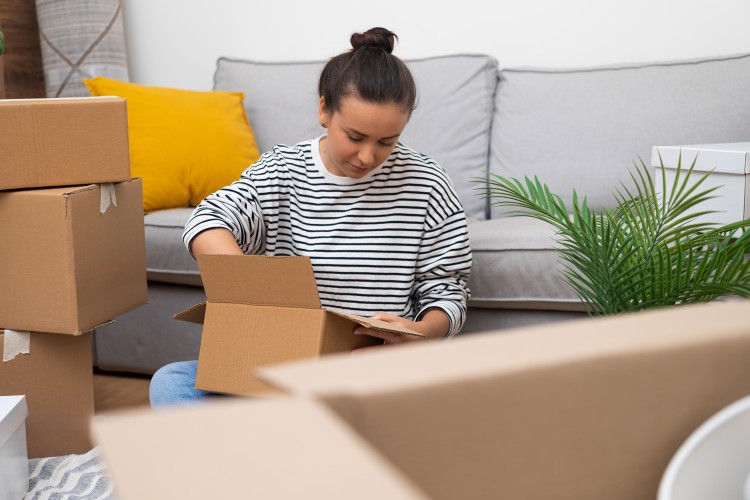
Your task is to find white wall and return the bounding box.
[121,0,750,91]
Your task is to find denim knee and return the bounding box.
[149,360,203,409]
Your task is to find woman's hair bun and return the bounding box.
[350,27,397,53]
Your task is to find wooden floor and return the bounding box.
[93,370,152,415]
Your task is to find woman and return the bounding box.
[150,27,472,407]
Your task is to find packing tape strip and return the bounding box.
[3,330,30,362]
[100,183,118,214]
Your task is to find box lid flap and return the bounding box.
[197,255,321,308]
[326,310,425,337]
[0,396,28,449]
[173,302,208,324]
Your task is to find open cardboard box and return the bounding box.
[175,254,423,395]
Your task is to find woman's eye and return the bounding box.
[379,141,395,147]
[348,135,362,142]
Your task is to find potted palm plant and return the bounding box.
[485,156,750,316]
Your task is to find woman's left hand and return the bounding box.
[353,309,450,347]
[354,312,427,345]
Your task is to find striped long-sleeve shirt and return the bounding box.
[183,137,472,337]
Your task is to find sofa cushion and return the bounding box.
[467,217,583,311]
[213,54,498,221]
[144,208,201,286]
[148,210,583,311]
[489,53,750,218]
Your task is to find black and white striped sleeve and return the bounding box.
[182,153,279,256]
[412,172,472,338]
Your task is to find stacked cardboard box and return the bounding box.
[0,97,148,458]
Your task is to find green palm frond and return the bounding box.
[482,155,750,315]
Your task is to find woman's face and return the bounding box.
[318,95,410,179]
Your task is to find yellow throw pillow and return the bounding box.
[84,77,260,212]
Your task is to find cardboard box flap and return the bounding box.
[326,310,425,337]
[63,184,99,197]
[173,302,207,324]
[196,255,321,308]
[93,399,428,499]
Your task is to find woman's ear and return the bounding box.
[318,96,329,128]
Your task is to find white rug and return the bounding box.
[25,447,114,500]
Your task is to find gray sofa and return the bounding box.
[94,52,750,375]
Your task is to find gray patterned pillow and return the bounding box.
[36,0,129,97]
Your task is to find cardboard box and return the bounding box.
[653,142,750,225]
[0,97,130,190]
[0,395,29,499]
[93,399,428,499]
[0,331,94,458]
[174,255,423,396]
[258,299,750,500]
[0,179,148,334]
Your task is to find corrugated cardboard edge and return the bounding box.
[62,185,100,197]
[325,310,425,337]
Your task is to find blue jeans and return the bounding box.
[149,360,226,409]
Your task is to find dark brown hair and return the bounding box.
[318,27,417,115]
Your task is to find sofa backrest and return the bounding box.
[213,54,498,222]
[214,52,750,223]
[489,53,750,218]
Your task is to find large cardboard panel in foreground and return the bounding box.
[93,399,428,499]
[260,300,750,500]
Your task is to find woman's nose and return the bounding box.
[357,145,375,166]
